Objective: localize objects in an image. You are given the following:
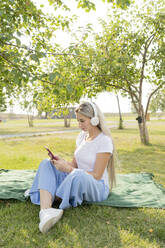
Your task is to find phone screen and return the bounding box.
[44,147,58,160]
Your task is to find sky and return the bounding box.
[9,0,150,114]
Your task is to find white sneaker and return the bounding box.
[39,208,63,233]
[24,189,30,198]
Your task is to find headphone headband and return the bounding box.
[90,102,99,126]
[90,102,97,117]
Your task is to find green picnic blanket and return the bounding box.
[0,169,165,208]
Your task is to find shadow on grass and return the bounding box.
[0,199,165,248]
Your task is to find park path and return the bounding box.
[0,129,80,139]
[0,118,164,139]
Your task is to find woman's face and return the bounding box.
[76,112,92,132]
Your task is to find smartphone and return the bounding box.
[44,146,59,160]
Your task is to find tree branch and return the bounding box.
[139,33,156,107]
[145,82,165,118]
[126,81,139,92]
[94,74,140,98]
[124,78,139,101]
[0,40,84,57]
[92,79,130,94]
[127,85,139,113]
[0,52,22,72]
[38,78,56,86]
[0,52,41,83]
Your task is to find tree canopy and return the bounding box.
[0,0,132,112]
[55,0,165,144]
[0,0,55,109]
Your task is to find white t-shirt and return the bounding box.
[74,131,113,186]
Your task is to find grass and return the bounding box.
[0,118,79,135]
[0,119,165,248]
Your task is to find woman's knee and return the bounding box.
[40,158,50,165]
[39,159,52,170]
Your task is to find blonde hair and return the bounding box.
[75,101,116,189]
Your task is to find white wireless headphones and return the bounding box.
[90,102,99,126]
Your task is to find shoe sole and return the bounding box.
[39,210,63,233]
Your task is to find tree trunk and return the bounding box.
[137,121,149,144]
[64,115,71,127]
[136,105,149,145]
[116,94,124,129]
[45,112,48,119]
[27,114,34,127]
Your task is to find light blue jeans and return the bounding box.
[30,159,109,209]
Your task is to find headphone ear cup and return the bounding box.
[90,116,99,126]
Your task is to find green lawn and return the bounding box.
[0,119,165,248]
[0,118,78,135]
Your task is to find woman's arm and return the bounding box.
[87,153,111,180]
[67,157,78,168]
[51,156,77,173]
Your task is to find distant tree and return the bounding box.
[0,86,7,112]
[149,88,165,113]
[116,94,124,129]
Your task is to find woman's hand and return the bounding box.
[51,158,73,173]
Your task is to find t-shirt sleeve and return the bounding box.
[97,135,113,154]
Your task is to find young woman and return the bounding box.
[29,102,115,233]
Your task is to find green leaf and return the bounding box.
[37,52,46,58]
[49,72,60,82]
[53,88,59,95]
[66,84,73,93]
[30,54,40,63]
[16,31,22,37]
[15,37,21,46]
